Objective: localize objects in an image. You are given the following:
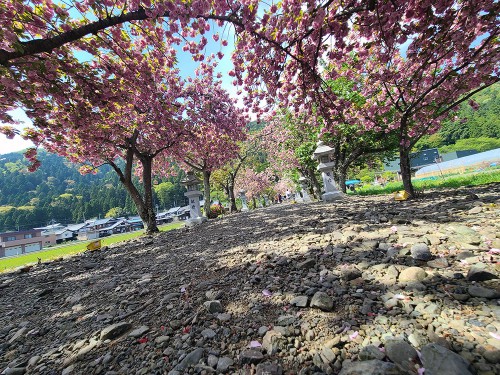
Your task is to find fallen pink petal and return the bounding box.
[488,248,500,254]
[349,331,359,340]
[417,368,425,375]
[262,289,272,297]
[489,332,500,340]
[249,341,262,348]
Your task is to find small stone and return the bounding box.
[258,326,269,336]
[206,290,222,300]
[4,368,27,375]
[204,300,223,313]
[468,285,499,299]
[100,322,132,340]
[411,243,432,260]
[263,330,287,355]
[427,258,449,269]
[8,327,28,344]
[27,356,41,368]
[341,267,362,281]
[399,267,427,282]
[239,349,264,365]
[216,313,231,321]
[310,291,334,311]
[468,206,482,214]
[256,362,283,375]
[467,266,498,282]
[338,360,401,375]
[216,357,234,372]
[297,259,316,269]
[290,296,308,307]
[483,350,500,364]
[358,345,385,361]
[128,325,150,338]
[174,348,204,371]
[201,328,216,339]
[62,365,74,375]
[385,339,418,372]
[207,354,218,368]
[320,347,336,363]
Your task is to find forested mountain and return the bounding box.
[0,151,187,232]
[416,83,500,150]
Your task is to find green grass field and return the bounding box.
[0,222,183,272]
[351,169,500,196]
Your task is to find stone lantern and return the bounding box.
[182,171,207,225]
[312,141,342,201]
[298,176,312,203]
[239,190,249,212]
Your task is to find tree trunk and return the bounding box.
[228,175,237,212]
[306,167,322,199]
[139,156,159,234]
[203,170,211,218]
[252,197,256,209]
[399,145,415,198]
[337,166,347,193]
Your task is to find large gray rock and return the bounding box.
[174,348,204,371]
[420,343,474,375]
[100,322,132,340]
[310,291,334,311]
[385,339,418,372]
[339,360,402,375]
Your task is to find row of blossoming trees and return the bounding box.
[1,1,499,232]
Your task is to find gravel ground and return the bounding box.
[1,183,499,375]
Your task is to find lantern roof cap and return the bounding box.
[313,140,333,159]
[181,171,200,185]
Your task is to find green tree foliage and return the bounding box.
[105,207,126,218]
[439,137,500,154]
[416,83,500,151]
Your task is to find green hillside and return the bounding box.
[0,151,187,232]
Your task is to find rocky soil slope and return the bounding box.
[1,184,499,375]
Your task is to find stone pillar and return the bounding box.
[240,190,249,212]
[182,171,207,226]
[313,141,342,202]
[299,177,312,203]
[185,190,202,219]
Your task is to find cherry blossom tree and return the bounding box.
[177,73,248,216]
[234,168,272,208]
[236,1,499,196]
[13,31,194,234]
[2,1,499,199]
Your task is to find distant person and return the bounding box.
[286,189,292,200]
[278,194,282,203]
